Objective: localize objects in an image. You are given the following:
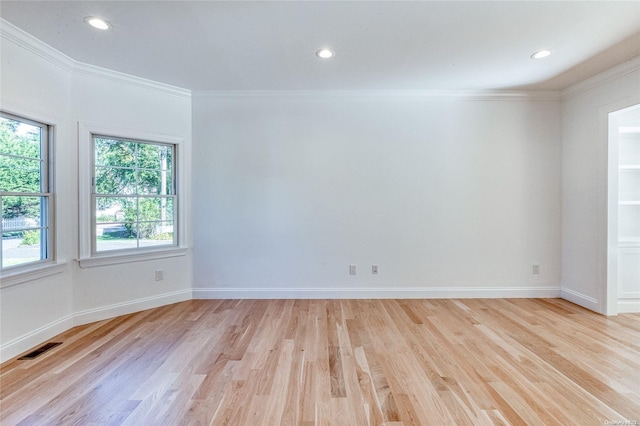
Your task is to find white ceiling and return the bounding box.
[1,1,640,92]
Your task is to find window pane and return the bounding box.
[137,143,169,170]
[136,171,173,195]
[2,196,42,230]
[92,136,176,255]
[165,170,173,195]
[2,231,43,268]
[163,197,174,220]
[96,209,124,224]
[96,224,137,252]
[166,148,172,173]
[138,221,174,247]
[95,195,136,252]
[95,138,136,168]
[0,157,41,192]
[0,116,41,159]
[96,196,131,215]
[1,113,51,271]
[137,170,162,194]
[95,166,136,194]
[136,197,173,223]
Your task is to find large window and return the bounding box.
[0,112,53,270]
[92,135,176,253]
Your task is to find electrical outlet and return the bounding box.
[532,264,540,275]
[155,270,164,281]
[349,264,356,275]
[372,265,378,274]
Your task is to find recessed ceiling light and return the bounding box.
[316,49,334,59]
[84,16,111,30]
[531,49,552,59]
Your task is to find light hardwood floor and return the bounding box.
[1,298,639,425]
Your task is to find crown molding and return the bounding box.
[0,17,75,72]
[194,89,561,101]
[1,18,191,99]
[561,55,640,100]
[2,17,568,102]
[73,62,191,99]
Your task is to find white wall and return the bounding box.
[0,23,192,361]
[71,71,193,316]
[561,58,640,314]
[2,15,636,363]
[0,31,76,361]
[192,93,562,298]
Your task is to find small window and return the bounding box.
[0,112,53,270]
[92,135,176,253]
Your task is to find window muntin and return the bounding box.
[0,112,52,270]
[92,136,176,253]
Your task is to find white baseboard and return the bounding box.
[618,299,640,314]
[0,289,192,363]
[1,285,570,363]
[192,286,561,300]
[0,314,74,364]
[72,289,192,326]
[560,287,601,313]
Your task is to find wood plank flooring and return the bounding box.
[1,298,639,425]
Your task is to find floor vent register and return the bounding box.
[18,342,63,360]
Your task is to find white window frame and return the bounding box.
[78,123,187,268]
[0,108,64,287]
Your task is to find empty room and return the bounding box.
[1,1,639,424]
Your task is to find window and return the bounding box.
[0,112,53,270]
[92,135,176,253]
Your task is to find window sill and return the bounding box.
[78,247,188,268]
[0,260,68,289]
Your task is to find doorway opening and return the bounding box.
[608,104,640,314]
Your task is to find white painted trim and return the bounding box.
[0,100,60,129]
[562,55,640,100]
[607,111,621,316]
[77,121,188,262]
[5,284,604,362]
[193,90,561,102]
[617,299,640,314]
[0,289,192,362]
[560,287,602,314]
[78,248,188,268]
[0,314,74,364]
[0,18,190,99]
[0,105,62,283]
[77,122,93,260]
[72,289,192,326]
[601,99,640,315]
[0,18,75,72]
[72,61,191,99]
[192,286,561,300]
[0,260,67,288]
